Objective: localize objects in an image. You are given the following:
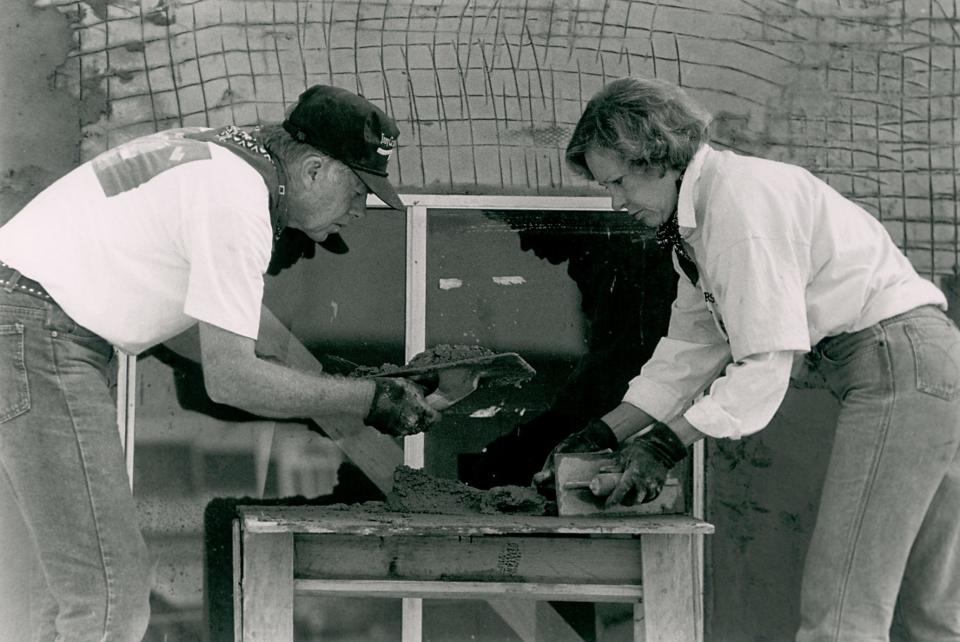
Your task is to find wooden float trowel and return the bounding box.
[374,352,536,411]
[555,452,685,516]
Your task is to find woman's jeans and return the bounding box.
[0,288,151,641]
[798,305,960,642]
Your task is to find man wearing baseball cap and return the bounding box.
[0,85,439,640]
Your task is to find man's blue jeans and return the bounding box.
[799,306,960,642]
[0,288,152,641]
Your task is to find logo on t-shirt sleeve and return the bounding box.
[91,131,211,197]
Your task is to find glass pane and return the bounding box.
[423,209,586,480]
[422,208,677,641]
[295,596,401,641]
[422,600,633,641]
[423,208,675,487]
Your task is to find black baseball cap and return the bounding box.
[282,85,404,211]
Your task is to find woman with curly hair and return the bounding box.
[538,76,960,642]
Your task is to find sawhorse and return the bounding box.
[233,507,713,642]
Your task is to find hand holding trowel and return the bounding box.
[560,466,623,498]
[554,452,684,516]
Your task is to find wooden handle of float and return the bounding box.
[562,472,621,497]
[588,473,621,497]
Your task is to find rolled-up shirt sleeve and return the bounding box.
[623,238,805,439]
[682,229,811,438]
[711,237,811,361]
[684,350,795,439]
[623,271,732,422]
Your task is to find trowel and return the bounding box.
[555,452,684,516]
[372,352,536,411]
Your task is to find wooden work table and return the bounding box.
[233,506,713,642]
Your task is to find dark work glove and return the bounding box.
[364,377,442,437]
[606,422,687,507]
[532,418,619,494]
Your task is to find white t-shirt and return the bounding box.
[623,144,947,439]
[0,129,273,354]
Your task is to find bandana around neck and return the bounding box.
[216,125,271,160]
[655,213,685,254]
[654,173,691,261]
[655,172,699,284]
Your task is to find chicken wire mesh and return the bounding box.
[38,0,960,280]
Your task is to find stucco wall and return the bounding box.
[3,1,960,640]
[26,0,960,280]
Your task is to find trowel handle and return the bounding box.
[588,472,622,497]
[562,473,622,497]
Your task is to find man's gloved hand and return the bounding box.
[606,422,688,507]
[364,377,442,437]
[532,418,619,494]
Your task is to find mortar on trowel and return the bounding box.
[555,452,684,517]
[363,348,536,411]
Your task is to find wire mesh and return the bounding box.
[41,0,960,279]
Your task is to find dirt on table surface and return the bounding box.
[324,466,554,517]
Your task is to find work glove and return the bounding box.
[532,418,619,495]
[606,422,687,507]
[364,377,442,437]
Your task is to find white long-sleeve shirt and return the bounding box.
[623,144,946,439]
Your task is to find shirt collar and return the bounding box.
[676,143,711,231]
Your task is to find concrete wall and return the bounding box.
[0,1,80,222]
[0,5,78,639]
[3,1,960,640]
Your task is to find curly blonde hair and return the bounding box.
[565,77,711,179]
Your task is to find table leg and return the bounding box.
[633,601,645,642]
[640,534,698,642]
[240,531,294,642]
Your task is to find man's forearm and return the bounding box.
[205,353,376,420]
[198,321,377,420]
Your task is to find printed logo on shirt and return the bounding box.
[91,131,212,197]
[703,291,729,341]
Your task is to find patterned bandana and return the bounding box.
[655,174,692,261]
[655,212,689,258]
[655,173,699,284]
[216,125,271,160]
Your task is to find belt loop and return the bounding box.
[2,269,21,293]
